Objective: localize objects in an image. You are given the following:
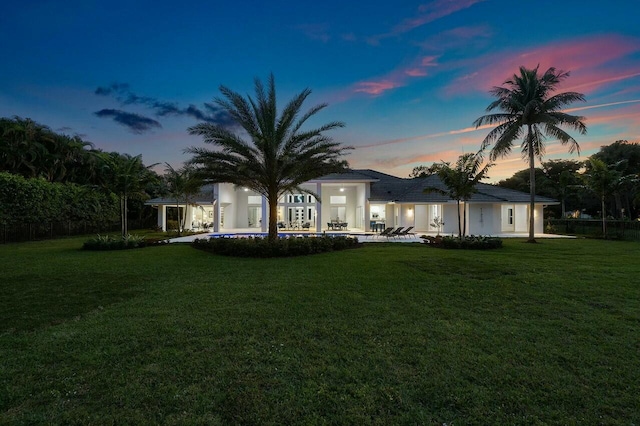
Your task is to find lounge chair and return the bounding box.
[398,226,415,238]
[378,227,395,238]
[389,227,405,238]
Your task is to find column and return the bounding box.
[261,196,268,232]
[158,205,166,231]
[316,183,322,233]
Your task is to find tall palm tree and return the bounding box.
[424,151,493,238]
[99,153,158,237]
[186,74,350,241]
[473,66,587,242]
[164,163,204,235]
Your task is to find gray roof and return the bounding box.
[363,172,558,204]
[309,169,379,182]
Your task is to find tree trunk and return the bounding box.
[463,202,467,237]
[527,126,537,243]
[268,193,279,242]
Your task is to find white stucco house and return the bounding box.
[145,169,557,235]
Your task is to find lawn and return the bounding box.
[1,237,639,424]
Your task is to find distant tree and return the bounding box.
[0,116,52,178]
[473,66,587,242]
[497,168,545,194]
[409,164,440,178]
[0,116,102,185]
[539,159,583,218]
[164,163,204,235]
[592,140,640,218]
[99,153,158,237]
[583,158,618,238]
[187,74,351,242]
[424,151,493,238]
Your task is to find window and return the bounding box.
[248,196,262,205]
[330,195,346,204]
[508,208,514,225]
[286,194,306,203]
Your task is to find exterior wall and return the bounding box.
[535,205,544,234]
[414,205,429,232]
[356,183,367,230]
[218,183,236,229]
[467,203,496,235]
[157,205,166,231]
[399,204,415,229]
[514,204,528,233]
[385,204,395,228]
[234,189,249,228]
[441,202,460,235]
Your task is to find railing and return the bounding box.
[0,218,156,244]
[547,219,640,240]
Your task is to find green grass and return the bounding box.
[1,238,639,424]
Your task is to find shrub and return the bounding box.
[423,235,503,250]
[191,235,360,258]
[83,234,147,250]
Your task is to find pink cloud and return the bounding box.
[397,0,486,34]
[343,55,440,98]
[421,55,439,66]
[368,0,485,45]
[405,68,428,77]
[353,80,403,95]
[444,34,640,96]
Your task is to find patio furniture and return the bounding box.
[302,222,311,230]
[398,226,415,238]
[389,227,405,238]
[378,227,395,238]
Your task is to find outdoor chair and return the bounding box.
[398,226,415,238]
[378,227,395,238]
[389,227,405,238]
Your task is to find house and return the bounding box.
[145,169,557,235]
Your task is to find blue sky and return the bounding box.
[1,0,639,181]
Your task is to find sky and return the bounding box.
[1,0,639,182]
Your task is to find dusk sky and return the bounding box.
[1,0,639,181]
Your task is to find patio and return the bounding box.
[166,229,574,243]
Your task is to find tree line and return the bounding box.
[495,140,640,221]
[0,116,164,234]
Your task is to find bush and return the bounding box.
[423,235,503,250]
[83,234,147,250]
[191,235,360,258]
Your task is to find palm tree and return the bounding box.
[99,153,158,237]
[186,74,350,241]
[583,158,618,238]
[424,151,493,238]
[164,163,204,235]
[473,66,587,242]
